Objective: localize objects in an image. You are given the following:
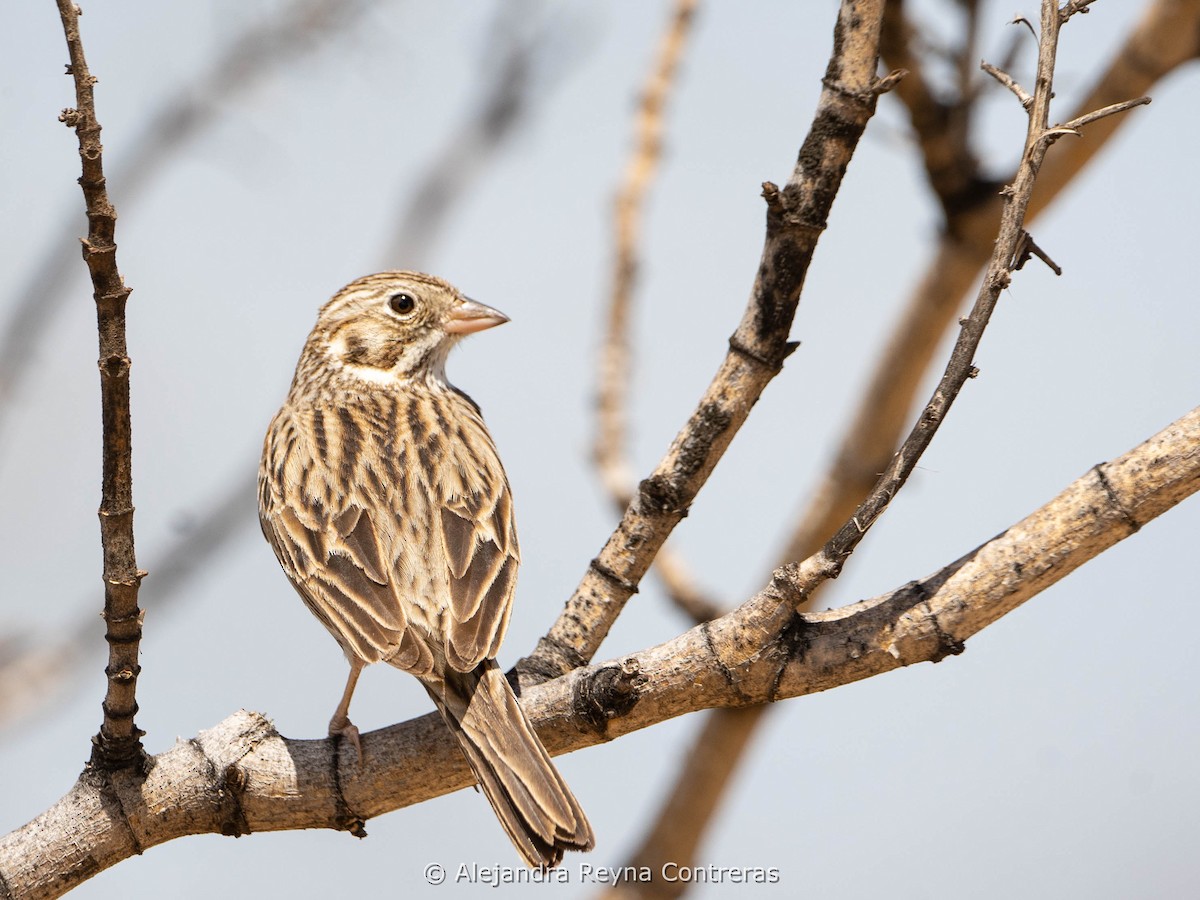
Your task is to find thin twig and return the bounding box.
[1061,0,1099,22]
[0,2,573,735]
[517,0,898,684]
[1061,95,1151,131]
[802,0,1072,597]
[55,0,145,771]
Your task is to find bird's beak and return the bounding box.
[445,297,510,335]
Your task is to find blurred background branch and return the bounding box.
[0,0,391,452]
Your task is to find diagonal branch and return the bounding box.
[55,0,146,772]
[776,0,1187,571]
[771,0,1145,610]
[4,403,1196,899]
[518,0,899,685]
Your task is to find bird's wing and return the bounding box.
[259,411,431,672]
[437,410,520,672]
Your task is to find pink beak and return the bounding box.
[445,298,510,335]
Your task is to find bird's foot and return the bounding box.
[328,714,363,767]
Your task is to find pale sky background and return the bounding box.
[2,1,1198,898]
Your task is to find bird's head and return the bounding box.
[304,271,509,385]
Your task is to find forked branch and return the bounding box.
[518,0,900,684]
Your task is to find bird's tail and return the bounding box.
[424,659,594,867]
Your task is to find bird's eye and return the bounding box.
[388,292,417,316]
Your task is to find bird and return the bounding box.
[258,271,593,867]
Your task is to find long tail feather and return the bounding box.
[424,659,594,867]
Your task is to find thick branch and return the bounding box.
[602,706,761,900]
[519,0,895,684]
[55,0,145,772]
[4,404,1196,899]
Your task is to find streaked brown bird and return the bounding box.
[258,271,593,867]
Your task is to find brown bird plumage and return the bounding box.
[258,271,593,867]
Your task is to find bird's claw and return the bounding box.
[329,716,363,767]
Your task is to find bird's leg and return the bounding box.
[329,658,364,763]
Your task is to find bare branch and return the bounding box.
[601,707,763,900]
[4,404,1197,898]
[635,2,1161,875]
[777,0,1183,572]
[54,0,146,772]
[781,0,1068,605]
[518,0,894,685]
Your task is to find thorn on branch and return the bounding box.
[1060,0,1098,23]
[872,68,907,95]
[1008,230,1062,275]
[1038,126,1081,150]
[761,180,782,214]
[1010,16,1037,41]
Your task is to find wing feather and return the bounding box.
[438,402,520,671]
[261,412,411,666]
[262,392,519,677]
